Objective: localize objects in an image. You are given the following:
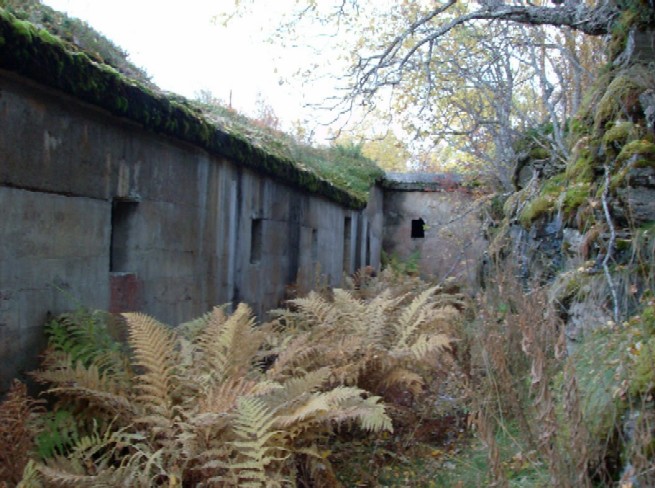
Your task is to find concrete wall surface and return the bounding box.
[382,187,486,287]
[0,72,381,392]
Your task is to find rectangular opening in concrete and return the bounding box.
[411,218,425,239]
[250,218,263,264]
[311,228,318,262]
[343,216,352,272]
[366,230,371,266]
[110,199,138,272]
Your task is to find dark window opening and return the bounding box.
[250,218,263,264]
[110,199,138,272]
[411,218,425,239]
[311,228,318,262]
[365,230,371,266]
[343,216,352,272]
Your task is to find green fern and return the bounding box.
[35,409,80,460]
[44,309,125,374]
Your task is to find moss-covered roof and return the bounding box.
[0,7,383,209]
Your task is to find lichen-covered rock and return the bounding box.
[639,88,655,132]
[617,166,655,224]
[566,300,612,349]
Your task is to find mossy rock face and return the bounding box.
[566,153,596,184]
[562,183,592,217]
[567,136,600,185]
[518,194,555,227]
[596,76,643,129]
[603,121,640,156]
[595,66,655,130]
[617,139,655,167]
[610,140,655,192]
[572,328,630,443]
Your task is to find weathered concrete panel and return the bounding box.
[0,186,109,385]
[0,71,384,392]
[382,189,485,287]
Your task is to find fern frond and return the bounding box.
[197,377,260,416]
[286,291,336,327]
[124,313,178,420]
[45,309,125,373]
[37,356,134,416]
[37,463,113,487]
[35,409,80,460]
[267,368,332,406]
[36,423,146,486]
[364,289,405,345]
[222,397,281,487]
[0,380,42,485]
[231,397,278,446]
[331,288,366,324]
[394,285,439,348]
[341,395,393,433]
[279,387,393,434]
[404,333,451,361]
[381,367,425,396]
[275,386,362,428]
[193,305,230,374]
[265,332,322,380]
[16,460,42,488]
[193,303,266,383]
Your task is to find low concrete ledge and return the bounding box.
[382,172,465,192]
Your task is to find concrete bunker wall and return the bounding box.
[0,72,381,390]
[382,179,485,287]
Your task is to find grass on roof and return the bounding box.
[0,0,383,205]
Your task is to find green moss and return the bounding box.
[629,335,655,396]
[609,140,655,190]
[542,172,566,193]
[11,17,33,40]
[572,328,630,440]
[517,174,566,227]
[37,27,62,46]
[603,121,638,151]
[566,153,596,184]
[595,76,641,129]
[519,194,555,227]
[562,183,591,216]
[641,304,655,335]
[0,7,381,208]
[569,117,591,138]
[617,140,655,167]
[529,146,550,160]
[607,3,655,60]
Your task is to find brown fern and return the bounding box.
[0,380,42,486]
[124,312,179,423]
[33,353,134,419]
[192,303,270,384]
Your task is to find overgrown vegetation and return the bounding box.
[0,275,467,486]
[0,0,151,84]
[2,1,655,487]
[479,8,655,485]
[0,3,383,207]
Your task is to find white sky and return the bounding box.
[41,0,335,132]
